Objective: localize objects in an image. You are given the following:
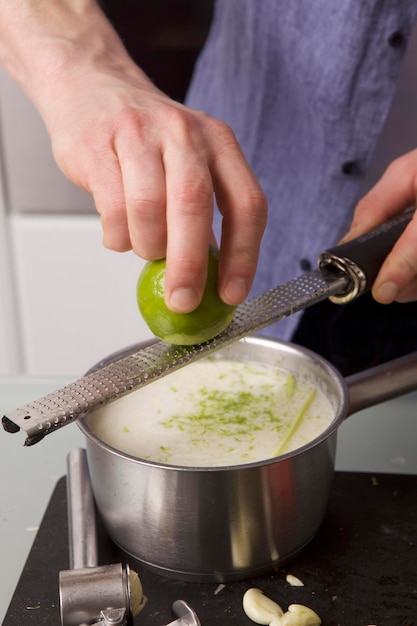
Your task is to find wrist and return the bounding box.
[0,1,152,127]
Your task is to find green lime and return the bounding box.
[137,247,236,345]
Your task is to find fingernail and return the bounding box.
[376,281,399,304]
[224,277,248,305]
[169,287,199,313]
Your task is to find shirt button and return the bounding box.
[341,160,359,175]
[300,258,312,271]
[388,31,405,48]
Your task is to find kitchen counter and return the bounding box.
[4,471,417,625]
[1,377,417,623]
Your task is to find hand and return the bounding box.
[47,72,267,314]
[342,149,417,304]
[0,1,267,314]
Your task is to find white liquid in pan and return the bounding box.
[88,358,335,467]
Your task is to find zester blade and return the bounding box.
[2,208,414,445]
[2,271,347,445]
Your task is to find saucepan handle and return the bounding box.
[345,351,417,417]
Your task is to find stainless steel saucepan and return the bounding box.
[78,337,417,583]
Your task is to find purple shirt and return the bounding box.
[185,0,417,340]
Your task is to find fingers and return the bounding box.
[67,100,267,314]
[96,109,266,313]
[372,209,417,303]
[84,150,133,253]
[163,120,214,313]
[208,121,267,305]
[117,124,167,260]
[344,150,417,238]
[162,112,267,312]
[88,115,167,258]
[344,150,417,303]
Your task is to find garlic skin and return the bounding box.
[279,604,321,626]
[242,588,284,624]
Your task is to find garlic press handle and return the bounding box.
[319,207,414,304]
[67,448,98,570]
[166,600,201,626]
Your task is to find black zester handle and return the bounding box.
[319,207,415,303]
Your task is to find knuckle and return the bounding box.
[132,242,166,260]
[232,245,258,272]
[387,151,417,175]
[384,241,417,282]
[95,190,126,221]
[383,152,417,190]
[162,104,189,126]
[103,238,131,253]
[95,194,131,253]
[208,119,247,159]
[163,107,237,152]
[172,177,213,214]
[242,187,268,216]
[399,253,417,276]
[115,106,149,136]
[174,254,206,283]
[161,104,200,141]
[385,155,405,176]
[233,190,268,232]
[353,193,377,218]
[101,219,131,252]
[206,116,235,142]
[130,192,164,221]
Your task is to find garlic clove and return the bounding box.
[286,574,304,587]
[242,588,284,624]
[279,604,321,626]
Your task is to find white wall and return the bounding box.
[0,68,95,214]
[0,69,153,377]
[0,147,21,373]
[11,214,153,376]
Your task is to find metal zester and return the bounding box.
[2,208,414,446]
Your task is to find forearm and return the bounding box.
[0,0,152,128]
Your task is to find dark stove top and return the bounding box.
[3,472,417,626]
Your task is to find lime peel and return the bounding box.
[136,247,236,345]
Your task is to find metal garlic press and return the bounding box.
[59,448,136,626]
[2,208,414,446]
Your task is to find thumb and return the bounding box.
[341,151,417,303]
[341,150,417,242]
